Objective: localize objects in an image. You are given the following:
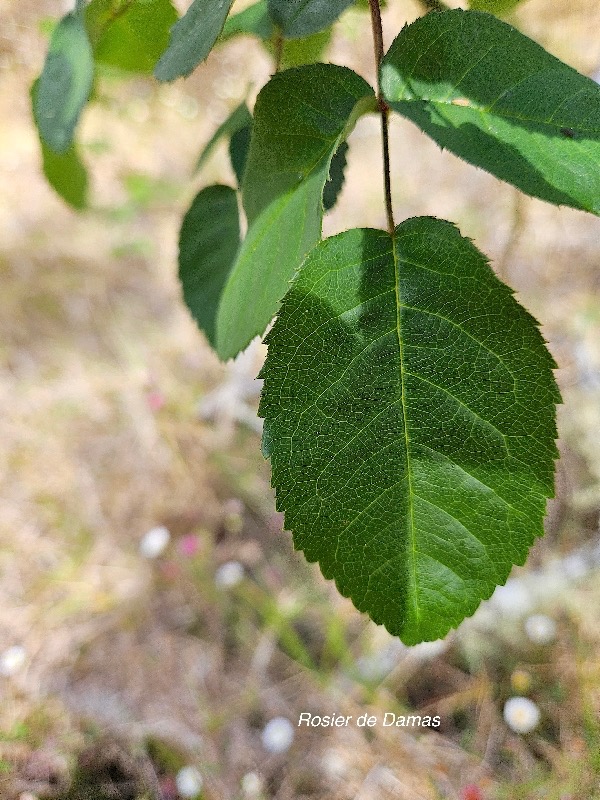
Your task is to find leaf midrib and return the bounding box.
[392,235,421,633]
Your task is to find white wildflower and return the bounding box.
[176,766,203,798]
[215,561,244,588]
[524,614,557,645]
[0,645,26,676]
[503,696,540,734]
[139,526,170,559]
[241,771,263,797]
[261,717,294,754]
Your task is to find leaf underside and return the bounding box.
[34,12,93,153]
[259,218,559,644]
[155,0,235,81]
[215,64,375,361]
[267,0,355,39]
[178,185,241,347]
[381,10,600,215]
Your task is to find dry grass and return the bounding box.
[0,0,600,798]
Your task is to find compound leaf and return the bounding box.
[215,64,376,361]
[179,185,240,347]
[381,10,600,215]
[259,218,559,644]
[155,0,235,82]
[86,0,177,75]
[267,0,354,39]
[33,11,93,153]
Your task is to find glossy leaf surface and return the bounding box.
[215,65,376,360]
[34,11,93,153]
[179,185,240,347]
[155,0,235,81]
[260,219,559,643]
[381,10,600,214]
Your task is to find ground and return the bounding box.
[1,0,600,798]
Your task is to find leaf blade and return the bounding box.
[215,64,376,361]
[33,11,94,153]
[86,0,178,75]
[179,185,241,347]
[155,0,235,82]
[381,9,600,214]
[259,218,559,643]
[267,0,354,39]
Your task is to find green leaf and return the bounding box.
[33,11,93,153]
[196,102,252,173]
[31,79,88,208]
[220,1,274,42]
[322,140,348,211]
[179,185,241,347]
[381,9,600,215]
[155,0,235,82]
[229,122,253,187]
[267,0,354,39]
[469,0,524,14]
[86,0,177,75]
[279,28,332,69]
[214,64,376,361]
[259,218,559,644]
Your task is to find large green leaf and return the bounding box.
[155,0,235,82]
[179,185,240,347]
[259,218,559,644]
[267,0,354,39]
[381,10,600,215]
[33,11,93,153]
[214,65,376,361]
[86,0,177,75]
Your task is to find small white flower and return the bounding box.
[176,765,203,798]
[139,526,170,559]
[0,645,26,676]
[241,771,263,797]
[524,614,557,645]
[261,717,294,754]
[503,696,540,734]
[215,561,244,588]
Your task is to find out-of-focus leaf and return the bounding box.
[220,1,274,42]
[196,103,252,172]
[267,0,354,39]
[41,140,88,209]
[33,11,93,153]
[86,0,177,75]
[469,0,524,14]
[155,0,235,82]
[179,185,241,347]
[280,28,331,69]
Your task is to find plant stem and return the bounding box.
[368,0,395,236]
[273,27,284,73]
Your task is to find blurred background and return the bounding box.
[1,0,600,798]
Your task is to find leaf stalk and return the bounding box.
[368,0,395,235]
